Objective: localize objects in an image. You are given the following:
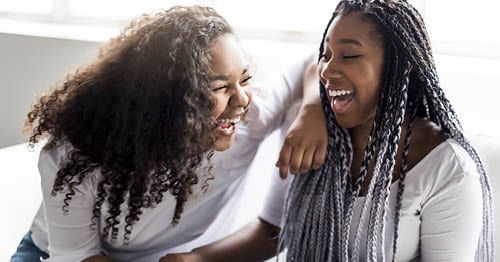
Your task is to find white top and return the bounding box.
[260,139,483,261]
[29,54,313,262]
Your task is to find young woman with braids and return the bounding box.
[163,1,494,261]
[276,0,494,261]
[10,6,327,262]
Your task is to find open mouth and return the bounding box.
[328,89,355,113]
[215,116,241,136]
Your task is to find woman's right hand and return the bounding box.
[159,252,204,262]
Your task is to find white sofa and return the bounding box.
[0,133,498,260]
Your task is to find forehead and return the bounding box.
[326,11,381,47]
[209,34,248,75]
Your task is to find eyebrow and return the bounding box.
[325,37,363,47]
[210,67,249,81]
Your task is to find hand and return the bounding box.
[275,103,327,179]
[159,252,204,262]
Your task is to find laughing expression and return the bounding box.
[319,11,384,130]
[209,34,253,151]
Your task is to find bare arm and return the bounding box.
[301,60,322,108]
[161,218,279,262]
[276,61,327,178]
[82,255,113,262]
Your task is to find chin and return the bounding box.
[214,139,234,152]
[334,116,356,129]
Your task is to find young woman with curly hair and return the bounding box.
[10,5,327,262]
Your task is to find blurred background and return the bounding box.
[1,0,499,260]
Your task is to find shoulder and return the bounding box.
[420,139,477,174]
[406,118,447,170]
[38,141,100,195]
[410,118,478,172]
[410,118,447,156]
[406,119,480,188]
[441,139,480,175]
[38,141,73,174]
[409,138,481,196]
[409,117,476,175]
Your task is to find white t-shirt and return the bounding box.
[29,55,313,262]
[260,138,483,261]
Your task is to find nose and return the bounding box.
[230,84,251,108]
[320,59,343,80]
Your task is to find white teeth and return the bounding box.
[328,89,353,97]
[217,116,241,125]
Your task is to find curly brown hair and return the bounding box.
[25,5,233,243]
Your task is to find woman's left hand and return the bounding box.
[275,103,328,178]
[275,61,328,179]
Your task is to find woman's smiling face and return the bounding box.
[209,34,253,151]
[319,11,385,130]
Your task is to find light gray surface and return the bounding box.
[0,33,101,147]
[0,32,314,148]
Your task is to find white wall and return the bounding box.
[0,33,101,147]
[0,31,316,148]
[1,29,499,260]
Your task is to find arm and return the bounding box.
[275,60,327,178]
[161,156,292,262]
[82,255,113,262]
[38,146,106,261]
[160,218,278,262]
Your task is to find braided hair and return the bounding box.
[279,1,494,261]
[25,6,233,243]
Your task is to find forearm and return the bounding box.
[82,255,113,262]
[275,60,327,177]
[192,218,279,262]
[301,61,321,109]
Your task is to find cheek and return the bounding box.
[212,95,228,117]
[245,89,253,106]
[359,65,382,95]
[355,72,382,111]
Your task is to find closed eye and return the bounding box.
[241,75,253,85]
[212,85,229,92]
[343,55,362,59]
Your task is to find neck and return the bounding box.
[348,117,375,152]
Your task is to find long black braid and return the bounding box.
[279,1,494,261]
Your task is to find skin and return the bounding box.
[320,12,446,195]
[209,34,253,152]
[276,61,328,178]
[81,34,252,262]
[160,61,327,261]
[160,218,279,262]
[160,12,450,262]
[319,12,385,131]
[84,34,328,262]
[209,34,327,173]
[82,256,112,262]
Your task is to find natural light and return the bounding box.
[1,0,499,260]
